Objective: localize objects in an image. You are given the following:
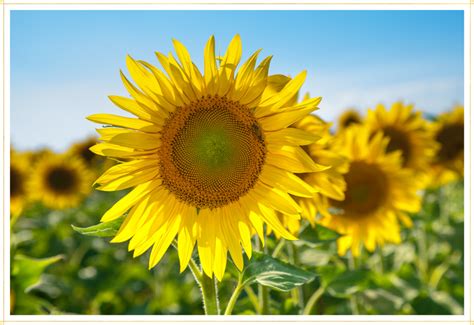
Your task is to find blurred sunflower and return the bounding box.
[428,106,464,186]
[28,153,94,210]
[68,136,99,166]
[318,125,422,257]
[67,136,116,173]
[366,102,438,181]
[292,115,348,226]
[338,109,362,130]
[10,150,30,217]
[88,35,325,280]
[262,82,347,234]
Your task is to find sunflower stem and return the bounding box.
[348,253,360,315]
[271,238,286,258]
[257,234,270,314]
[244,286,260,313]
[302,286,325,315]
[200,273,220,315]
[287,242,305,312]
[224,274,243,315]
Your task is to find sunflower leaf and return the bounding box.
[296,223,341,247]
[11,254,63,292]
[241,251,316,292]
[71,216,125,237]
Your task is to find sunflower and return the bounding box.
[28,153,94,210]
[292,115,348,225]
[365,102,438,181]
[338,109,362,131]
[428,106,464,186]
[88,35,325,280]
[67,136,99,166]
[67,136,116,173]
[10,150,31,217]
[318,125,422,257]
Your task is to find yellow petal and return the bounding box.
[265,127,320,146]
[87,114,160,133]
[260,164,316,198]
[148,213,182,269]
[258,98,321,131]
[101,181,159,222]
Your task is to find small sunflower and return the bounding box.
[10,150,31,217]
[67,136,116,173]
[28,153,93,210]
[428,106,464,186]
[365,102,438,181]
[68,136,99,166]
[318,125,422,257]
[88,35,325,280]
[338,108,362,131]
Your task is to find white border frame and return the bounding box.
[1,2,471,324]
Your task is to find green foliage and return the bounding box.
[10,181,464,315]
[241,251,316,292]
[72,215,125,237]
[296,224,341,247]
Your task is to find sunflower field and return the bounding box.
[9,35,464,316]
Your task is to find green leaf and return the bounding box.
[71,216,125,237]
[12,254,63,292]
[326,269,370,298]
[296,224,341,247]
[241,251,316,292]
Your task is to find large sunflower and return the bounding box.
[318,125,422,257]
[338,108,362,131]
[428,106,464,186]
[10,150,30,217]
[88,35,325,280]
[365,102,438,181]
[28,153,94,210]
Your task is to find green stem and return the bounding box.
[171,241,219,315]
[303,286,324,315]
[287,242,304,311]
[200,273,220,315]
[244,286,260,314]
[272,238,286,258]
[347,253,360,315]
[257,233,270,314]
[224,274,243,315]
[259,286,270,314]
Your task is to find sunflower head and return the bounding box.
[365,102,438,179]
[318,124,422,257]
[10,150,31,217]
[68,136,100,165]
[338,109,362,131]
[290,114,348,224]
[89,35,324,280]
[28,153,94,210]
[428,106,464,186]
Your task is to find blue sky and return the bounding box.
[11,10,464,151]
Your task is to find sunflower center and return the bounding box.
[159,95,266,209]
[343,115,360,128]
[10,167,24,198]
[331,161,388,216]
[382,126,412,166]
[80,143,97,164]
[46,167,78,194]
[436,123,464,162]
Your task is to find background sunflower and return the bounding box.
[28,153,94,210]
[428,106,464,187]
[319,125,422,257]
